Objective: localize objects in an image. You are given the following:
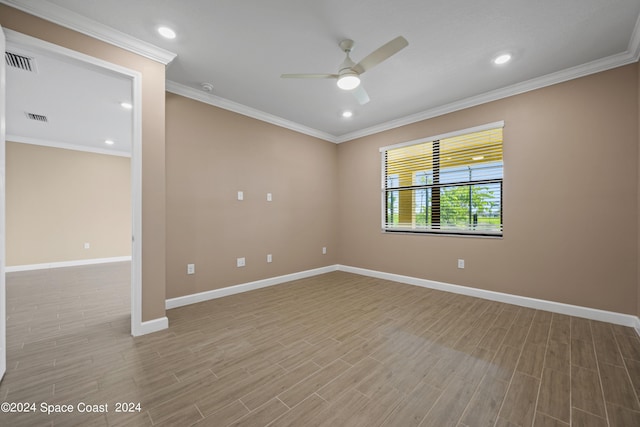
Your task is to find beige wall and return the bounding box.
[6,143,130,266]
[1,5,166,321]
[3,5,639,321]
[338,64,639,315]
[165,93,338,298]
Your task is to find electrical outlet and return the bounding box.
[267,193,272,202]
[458,259,465,269]
[322,247,327,255]
[187,264,195,275]
[267,254,272,263]
[83,242,90,249]
[237,191,244,201]
[237,257,246,267]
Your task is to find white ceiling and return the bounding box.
[4,0,640,148]
[6,42,133,155]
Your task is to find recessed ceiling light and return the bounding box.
[157,26,176,39]
[342,111,353,118]
[493,53,512,65]
[105,139,115,145]
[120,102,132,109]
[472,155,485,161]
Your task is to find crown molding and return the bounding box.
[6,0,637,144]
[166,81,338,143]
[7,135,131,158]
[629,12,640,61]
[334,49,638,143]
[173,45,637,145]
[1,0,177,65]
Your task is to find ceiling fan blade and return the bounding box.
[353,85,370,105]
[352,36,408,74]
[280,73,338,79]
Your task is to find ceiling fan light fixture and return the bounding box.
[337,74,360,90]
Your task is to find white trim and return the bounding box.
[0,23,7,381]
[6,256,131,272]
[378,121,504,152]
[7,135,131,157]
[133,316,168,337]
[628,13,640,61]
[169,45,636,145]
[129,50,144,338]
[337,265,640,330]
[166,81,338,143]
[166,265,338,309]
[0,0,176,65]
[335,51,638,143]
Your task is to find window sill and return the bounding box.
[382,229,503,239]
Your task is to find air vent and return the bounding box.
[25,113,48,123]
[5,52,37,72]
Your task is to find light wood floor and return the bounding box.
[1,263,639,426]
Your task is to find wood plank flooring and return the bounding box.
[1,263,639,426]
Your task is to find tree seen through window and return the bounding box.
[382,125,503,236]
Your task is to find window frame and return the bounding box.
[380,121,504,237]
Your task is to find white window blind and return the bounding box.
[381,122,504,236]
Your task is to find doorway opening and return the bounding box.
[3,29,143,354]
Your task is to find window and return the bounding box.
[381,122,503,236]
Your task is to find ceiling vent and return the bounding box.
[25,112,48,123]
[5,51,37,72]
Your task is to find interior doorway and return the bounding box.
[1,28,143,358]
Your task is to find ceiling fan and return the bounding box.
[281,36,408,105]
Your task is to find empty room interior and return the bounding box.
[2,1,640,426]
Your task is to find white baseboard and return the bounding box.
[165,265,338,309]
[6,256,132,272]
[163,262,640,334]
[133,316,168,336]
[337,265,640,330]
